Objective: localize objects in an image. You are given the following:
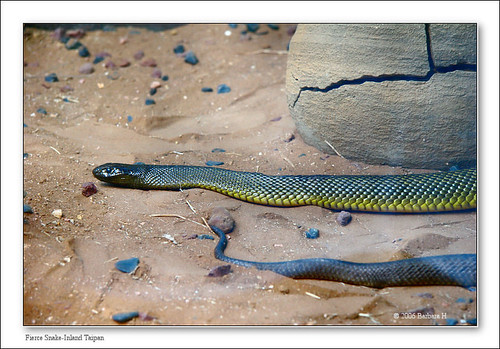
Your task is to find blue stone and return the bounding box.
[59,36,70,44]
[449,165,460,171]
[197,234,215,240]
[37,108,47,115]
[145,99,156,105]
[23,123,28,128]
[161,75,169,81]
[298,153,306,157]
[456,297,474,303]
[23,204,33,213]
[184,51,199,65]
[127,115,133,122]
[173,44,185,54]
[115,257,139,273]
[93,56,105,64]
[129,30,141,35]
[65,39,82,50]
[134,162,145,165]
[63,98,70,103]
[267,24,279,30]
[217,84,231,94]
[201,87,213,93]
[78,46,90,57]
[211,148,226,153]
[305,228,319,239]
[44,73,58,83]
[445,318,458,326]
[466,318,477,325]
[23,153,29,159]
[246,24,260,32]
[149,88,157,96]
[206,161,224,166]
[228,24,238,29]
[112,311,139,323]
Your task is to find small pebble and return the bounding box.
[207,265,231,277]
[267,24,280,30]
[93,56,105,64]
[23,204,33,213]
[51,27,65,41]
[456,297,474,303]
[228,24,238,29]
[96,51,112,58]
[115,257,139,273]
[246,24,260,32]
[206,161,224,166]
[305,228,319,239]
[283,133,295,143]
[151,68,162,78]
[150,81,161,89]
[216,84,231,94]
[138,312,155,321]
[173,44,185,54]
[127,115,133,122]
[445,318,459,326]
[140,58,157,67]
[119,37,128,45]
[270,116,282,122]
[145,99,155,105]
[37,108,47,115]
[161,75,169,81]
[201,87,213,93]
[65,39,82,50]
[44,73,58,83]
[51,209,63,219]
[184,51,199,65]
[78,63,94,74]
[224,30,232,37]
[106,71,120,80]
[287,25,298,36]
[104,60,116,69]
[117,59,130,68]
[60,85,74,92]
[336,211,352,226]
[112,311,139,323]
[255,31,269,36]
[208,207,235,234]
[149,88,157,96]
[78,46,90,57]
[133,50,145,60]
[23,153,29,159]
[197,234,214,240]
[67,29,86,39]
[211,148,225,153]
[59,36,70,44]
[81,182,98,197]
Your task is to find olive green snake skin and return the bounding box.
[93,163,477,288]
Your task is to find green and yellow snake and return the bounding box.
[93,163,477,288]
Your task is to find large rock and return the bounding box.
[286,24,477,170]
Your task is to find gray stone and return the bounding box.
[430,24,477,66]
[286,24,477,170]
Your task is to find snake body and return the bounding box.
[211,226,476,288]
[92,163,477,288]
[93,163,476,213]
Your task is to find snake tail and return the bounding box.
[92,163,476,213]
[210,226,477,289]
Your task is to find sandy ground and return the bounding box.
[23,24,476,326]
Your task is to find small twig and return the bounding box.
[104,257,119,264]
[324,140,344,159]
[49,146,61,154]
[305,291,321,299]
[282,156,295,168]
[149,213,206,228]
[185,200,197,214]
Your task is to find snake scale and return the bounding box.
[93,163,477,288]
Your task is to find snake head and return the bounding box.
[92,163,145,187]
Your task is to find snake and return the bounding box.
[93,163,477,287]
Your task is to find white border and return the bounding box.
[2,1,499,348]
